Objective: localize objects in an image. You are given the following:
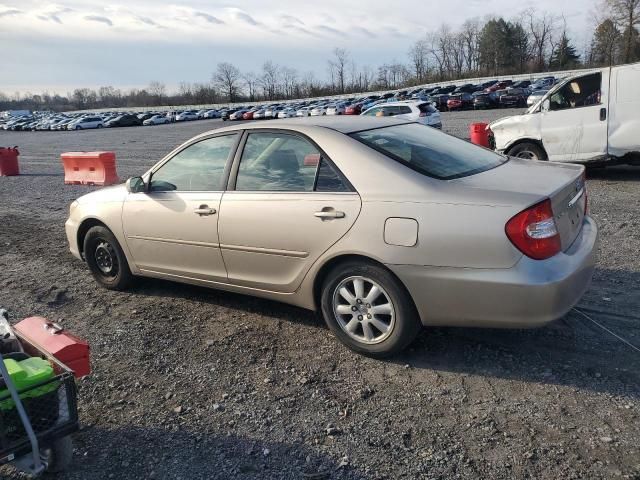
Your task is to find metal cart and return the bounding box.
[0,319,79,476]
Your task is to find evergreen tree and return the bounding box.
[550,32,581,69]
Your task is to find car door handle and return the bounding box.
[314,210,345,219]
[194,205,217,216]
[600,108,607,121]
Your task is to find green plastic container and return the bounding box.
[0,357,57,410]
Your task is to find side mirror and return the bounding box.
[541,99,550,112]
[126,176,146,193]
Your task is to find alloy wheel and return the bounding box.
[332,276,396,345]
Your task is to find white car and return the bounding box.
[143,115,170,126]
[253,109,266,120]
[176,111,199,122]
[67,116,104,130]
[361,101,442,129]
[326,104,346,115]
[491,64,640,165]
[264,107,283,119]
[203,110,220,119]
[310,106,327,116]
[296,107,311,117]
[277,108,297,118]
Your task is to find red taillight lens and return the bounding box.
[505,199,561,260]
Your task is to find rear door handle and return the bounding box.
[600,107,607,121]
[314,210,345,219]
[194,205,217,216]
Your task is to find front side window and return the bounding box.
[363,107,380,117]
[351,123,507,180]
[150,134,237,192]
[235,132,351,193]
[549,73,601,111]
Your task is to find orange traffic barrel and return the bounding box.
[469,122,490,148]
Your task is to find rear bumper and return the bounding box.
[388,216,598,328]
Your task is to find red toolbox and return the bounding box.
[14,317,90,378]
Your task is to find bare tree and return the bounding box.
[461,19,481,73]
[243,72,258,101]
[148,81,166,105]
[329,48,349,93]
[524,9,557,71]
[408,39,429,84]
[260,61,279,100]
[213,62,241,102]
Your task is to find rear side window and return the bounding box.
[315,159,349,192]
[350,123,507,180]
[397,106,412,114]
[418,103,437,114]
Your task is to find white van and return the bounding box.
[489,63,640,165]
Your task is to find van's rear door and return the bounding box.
[540,70,609,163]
[608,63,640,157]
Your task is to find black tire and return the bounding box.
[320,261,421,358]
[507,142,548,161]
[97,124,103,129]
[44,436,73,473]
[83,226,133,290]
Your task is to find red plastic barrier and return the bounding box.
[61,151,118,186]
[469,122,490,148]
[0,147,20,176]
[15,316,91,378]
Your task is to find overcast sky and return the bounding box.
[0,1,594,95]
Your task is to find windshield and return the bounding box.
[350,123,507,180]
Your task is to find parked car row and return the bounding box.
[0,108,225,132]
[1,75,563,133]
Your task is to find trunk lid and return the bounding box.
[453,158,586,251]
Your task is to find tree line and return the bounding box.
[2,0,639,112]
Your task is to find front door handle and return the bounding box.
[314,210,345,219]
[600,107,607,121]
[194,205,217,216]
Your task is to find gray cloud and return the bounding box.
[0,9,21,18]
[137,16,162,28]
[37,7,72,24]
[232,11,259,26]
[315,25,347,37]
[281,14,304,25]
[194,12,224,24]
[354,26,376,38]
[84,15,113,27]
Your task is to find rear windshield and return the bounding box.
[350,123,507,180]
[417,103,437,114]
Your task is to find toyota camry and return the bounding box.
[65,117,597,357]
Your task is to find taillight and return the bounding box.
[419,112,427,117]
[505,199,561,260]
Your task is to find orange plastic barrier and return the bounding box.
[469,122,490,148]
[0,147,20,176]
[61,151,119,186]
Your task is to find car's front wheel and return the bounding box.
[83,226,133,290]
[508,142,547,161]
[320,261,421,357]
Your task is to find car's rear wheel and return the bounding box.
[83,226,133,290]
[508,142,548,161]
[321,262,421,357]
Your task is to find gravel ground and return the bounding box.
[0,110,639,479]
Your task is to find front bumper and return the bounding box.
[389,216,598,328]
[65,217,83,260]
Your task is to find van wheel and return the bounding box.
[508,142,547,161]
[320,261,421,358]
[84,226,133,290]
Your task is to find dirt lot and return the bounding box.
[1,111,639,479]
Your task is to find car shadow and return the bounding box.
[587,164,640,181]
[392,267,640,399]
[1,426,365,480]
[130,268,639,399]
[132,277,324,331]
